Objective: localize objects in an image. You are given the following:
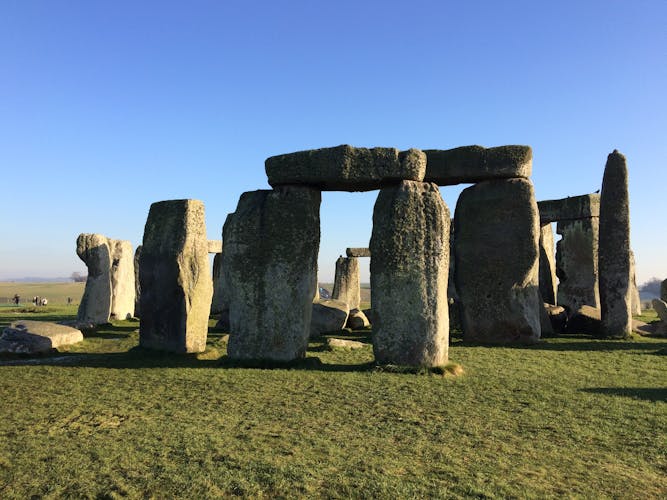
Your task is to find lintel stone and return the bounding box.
[207,240,222,254]
[423,145,532,186]
[538,194,600,224]
[346,247,371,258]
[265,145,425,191]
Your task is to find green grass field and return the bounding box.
[0,304,665,498]
[0,282,85,306]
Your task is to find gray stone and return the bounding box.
[566,305,601,335]
[538,194,600,224]
[346,247,371,258]
[556,218,600,313]
[539,301,555,337]
[207,240,222,254]
[109,239,135,320]
[652,299,667,322]
[133,245,142,318]
[265,145,426,191]
[327,338,365,349]
[539,223,557,305]
[545,304,567,334]
[332,256,360,310]
[139,199,213,353]
[662,279,667,302]
[76,233,113,324]
[630,251,641,315]
[0,320,83,354]
[311,299,350,337]
[370,180,450,366]
[423,145,532,185]
[211,253,225,314]
[223,187,321,361]
[454,178,541,344]
[599,150,632,338]
[347,308,370,329]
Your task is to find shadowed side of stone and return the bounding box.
[223,186,321,362]
[598,150,632,338]
[133,245,142,318]
[76,233,113,324]
[332,256,360,310]
[139,199,213,353]
[265,145,426,191]
[310,299,349,338]
[539,223,557,305]
[556,218,599,313]
[454,178,541,344]
[371,180,450,366]
[423,145,532,185]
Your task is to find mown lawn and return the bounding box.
[0,307,665,498]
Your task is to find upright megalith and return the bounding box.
[332,256,361,310]
[211,253,225,314]
[423,145,532,185]
[76,233,113,324]
[223,186,321,362]
[630,251,641,315]
[598,150,632,338]
[265,145,425,191]
[555,218,600,312]
[370,180,450,366]
[109,240,135,320]
[139,199,213,353]
[662,279,667,302]
[454,178,541,343]
[133,245,141,317]
[539,224,557,305]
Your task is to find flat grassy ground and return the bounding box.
[0,282,85,306]
[0,307,665,498]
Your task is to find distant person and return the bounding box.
[33,296,38,305]
[13,294,20,305]
[35,296,40,307]
[41,298,48,306]
[67,296,72,305]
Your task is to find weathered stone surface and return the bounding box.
[556,218,600,313]
[0,320,83,354]
[139,199,213,353]
[539,301,555,337]
[599,150,632,338]
[332,256,360,310]
[652,299,667,322]
[76,233,113,324]
[133,245,142,318]
[109,239,135,320]
[211,253,225,314]
[207,240,222,254]
[538,194,600,224]
[327,338,365,349]
[371,180,449,366]
[566,305,601,335]
[630,251,641,315]
[215,310,230,332]
[448,220,458,301]
[545,304,567,334]
[539,223,557,305]
[346,247,371,258]
[662,279,667,302]
[223,187,321,361]
[265,145,426,191]
[347,308,370,329]
[311,299,349,337]
[423,145,532,186]
[454,178,541,343]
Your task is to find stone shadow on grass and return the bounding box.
[453,336,667,353]
[580,387,667,403]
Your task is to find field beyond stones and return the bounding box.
[0,306,665,498]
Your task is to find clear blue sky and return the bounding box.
[1,1,665,284]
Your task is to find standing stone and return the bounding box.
[630,251,641,315]
[539,223,557,305]
[133,245,142,318]
[599,150,632,338]
[661,279,667,302]
[211,253,225,314]
[556,218,600,313]
[223,186,321,362]
[109,239,135,320]
[139,199,213,353]
[370,180,449,366]
[332,256,361,310]
[346,247,371,258]
[76,233,112,324]
[454,178,541,343]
